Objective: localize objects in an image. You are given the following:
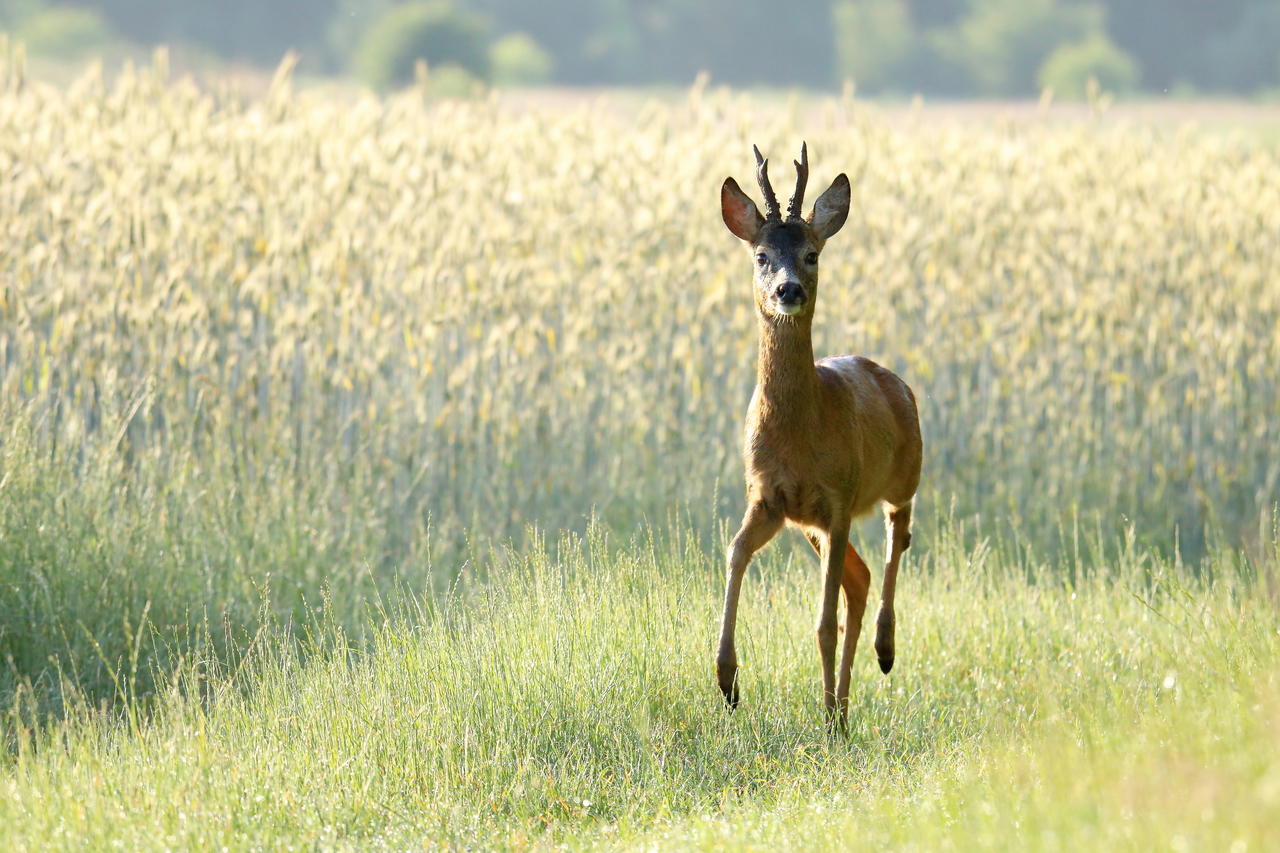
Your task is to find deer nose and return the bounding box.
[775,282,806,305]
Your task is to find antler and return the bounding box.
[787,141,809,220]
[753,144,781,220]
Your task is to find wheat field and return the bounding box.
[1,51,1278,849]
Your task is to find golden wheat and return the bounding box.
[2,54,1277,562]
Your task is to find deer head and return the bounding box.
[720,143,851,320]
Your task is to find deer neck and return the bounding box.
[754,312,818,425]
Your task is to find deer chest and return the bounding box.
[744,444,842,529]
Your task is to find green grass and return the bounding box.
[3,523,1277,849]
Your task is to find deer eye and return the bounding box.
[755,253,767,266]
[805,252,819,265]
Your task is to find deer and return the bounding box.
[715,142,922,731]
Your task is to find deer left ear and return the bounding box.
[808,173,850,240]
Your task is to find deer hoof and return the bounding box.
[875,615,895,673]
[717,665,740,710]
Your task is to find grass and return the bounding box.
[2,51,1280,848]
[3,524,1277,849]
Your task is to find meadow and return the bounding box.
[1,50,1278,849]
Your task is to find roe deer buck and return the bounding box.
[715,142,922,729]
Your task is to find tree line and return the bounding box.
[2,0,1277,96]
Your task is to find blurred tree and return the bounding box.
[0,0,43,27]
[489,32,553,86]
[903,0,969,28]
[63,0,339,68]
[833,0,974,95]
[16,5,118,59]
[636,0,836,87]
[471,0,835,87]
[833,0,913,91]
[906,26,977,94]
[944,0,1103,95]
[586,0,642,81]
[353,0,490,91]
[459,0,616,83]
[329,0,395,70]
[9,0,1279,96]
[420,61,483,96]
[1038,34,1139,99]
[1104,0,1253,91]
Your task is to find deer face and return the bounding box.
[721,143,850,321]
[749,220,822,317]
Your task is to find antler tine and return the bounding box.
[753,144,781,220]
[787,141,809,220]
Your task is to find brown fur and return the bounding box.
[715,145,923,731]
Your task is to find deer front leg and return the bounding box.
[716,502,782,709]
[816,517,852,730]
[875,502,913,674]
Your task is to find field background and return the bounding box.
[1,53,1279,849]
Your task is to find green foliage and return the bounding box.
[327,0,394,68]
[831,0,1116,97]
[833,0,975,95]
[14,5,116,59]
[420,61,482,98]
[946,0,1103,95]
[554,0,836,87]
[8,1,1280,96]
[1103,0,1251,91]
[1039,35,1139,99]
[353,1,490,91]
[903,0,969,28]
[489,31,552,86]
[66,0,336,69]
[0,0,43,28]
[11,1,1280,95]
[833,0,914,92]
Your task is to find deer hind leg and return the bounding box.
[806,532,867,732]
[810,518,852,730]
[836,543,871,723]
[717,502,783,709]
[875,501,912,674]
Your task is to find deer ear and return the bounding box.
[809,173,850,240]
[721,177,764,242]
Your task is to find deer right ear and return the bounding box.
[721,177,764,243]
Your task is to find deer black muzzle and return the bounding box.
[775,281,806,306]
